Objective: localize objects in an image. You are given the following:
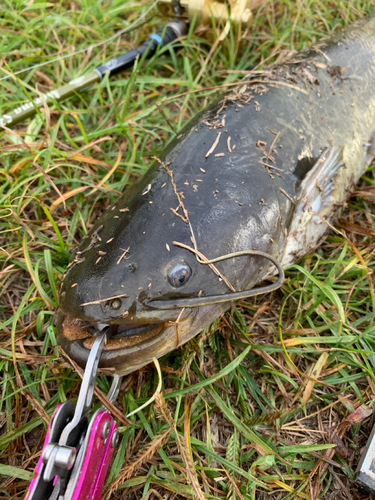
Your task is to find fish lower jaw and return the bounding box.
[85,324,164,350]
[60,315,164,351]
[57,310,196,374]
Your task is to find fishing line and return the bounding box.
[0,0,160,83]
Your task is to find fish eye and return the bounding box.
[168,264,191,288]
[110,299,122,310]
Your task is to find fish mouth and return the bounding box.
[56,308,195,374]
[59,315,164,351]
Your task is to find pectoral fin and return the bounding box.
[280,146,347,268]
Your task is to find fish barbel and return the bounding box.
[57,14,375,375]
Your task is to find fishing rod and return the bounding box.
[0,0,254,129]
[0,20,187,129]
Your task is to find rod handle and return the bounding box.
[95,20,188,78]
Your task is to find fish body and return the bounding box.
[58,15,375,375]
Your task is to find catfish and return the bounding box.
[57,13,375,375]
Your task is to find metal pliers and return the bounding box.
[25,333,122,500]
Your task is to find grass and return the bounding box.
[1,0,375,498]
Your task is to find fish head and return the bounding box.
[57,167,233,375]
[57,108,286,375]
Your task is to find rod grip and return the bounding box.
[95,20,187,78]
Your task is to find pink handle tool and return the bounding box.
[25,332,122,500]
